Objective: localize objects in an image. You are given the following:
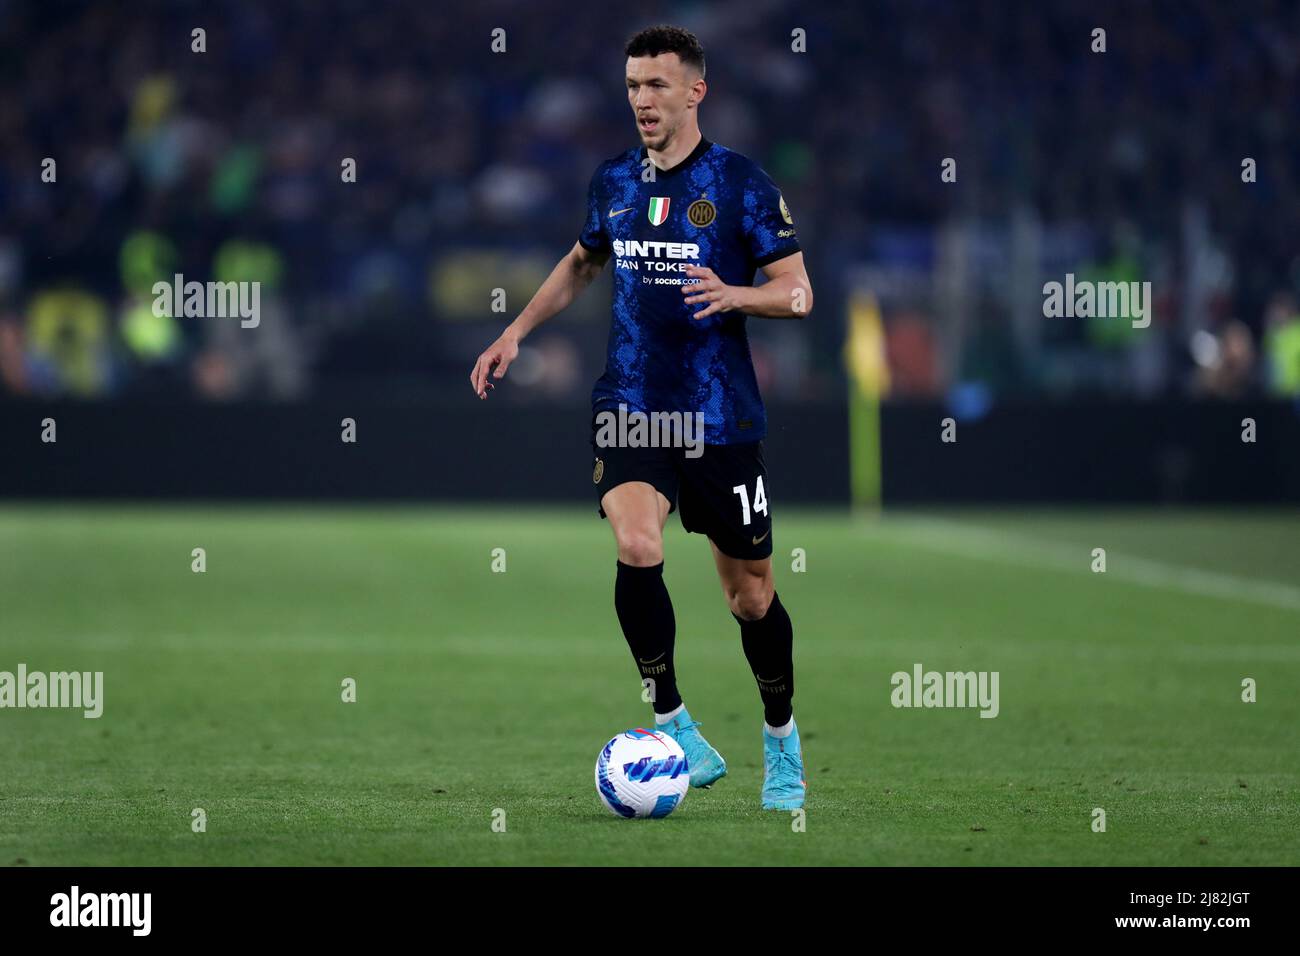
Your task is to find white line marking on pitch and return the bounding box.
[866,516,1300,613]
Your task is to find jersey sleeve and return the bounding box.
[577,166,610,253]
[742,165,801,269]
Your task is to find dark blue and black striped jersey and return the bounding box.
[578,137,800,444]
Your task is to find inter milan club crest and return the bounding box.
[647,197,670,226]
[593,458,604,483]
[687,197,716,227]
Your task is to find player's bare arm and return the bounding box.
[469,240,610,398]
[681,251,813,320]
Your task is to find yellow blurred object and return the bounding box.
[1266,320,1300,396]
[844,291,888,514]
[214,240,284,289]
[129,75,177,135]
[120,231,178,297]
[122,300,181,361]
[844,291,891,399]
[26,290,111,395]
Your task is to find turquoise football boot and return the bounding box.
[656,705,727,788]
[761,718,806,810]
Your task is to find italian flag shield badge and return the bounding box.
[647,197,670,226]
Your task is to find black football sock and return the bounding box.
[615,560,682,715]
[734,591,794,727]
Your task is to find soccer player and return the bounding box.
[470,25,812,810]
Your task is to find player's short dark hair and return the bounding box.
[625,25,705,78]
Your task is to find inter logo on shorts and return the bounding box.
[687,198,715,227]
[647,197,670,226]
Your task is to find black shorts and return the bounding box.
[590,419,773,561]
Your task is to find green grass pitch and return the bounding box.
[1,505,1297,866]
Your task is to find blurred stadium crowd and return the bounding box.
[1,0,1298,403]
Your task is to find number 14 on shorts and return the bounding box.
[732,477,768,525]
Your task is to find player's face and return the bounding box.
[625,54,701,151]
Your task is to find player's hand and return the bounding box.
[469,332,520,399]
[681,266,744,320]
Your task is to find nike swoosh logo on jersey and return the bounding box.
[752,529,771,546]
[607,207,634,218]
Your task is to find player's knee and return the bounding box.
[616,531,663,567]
[729,580,774,621]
